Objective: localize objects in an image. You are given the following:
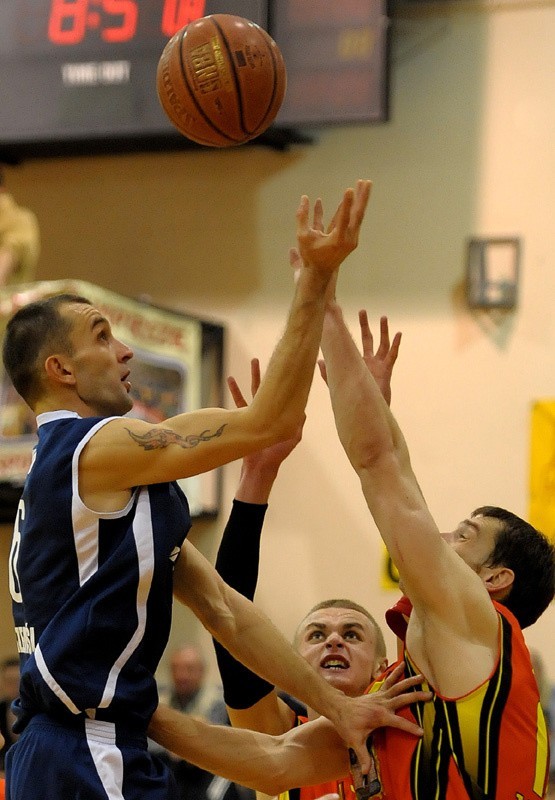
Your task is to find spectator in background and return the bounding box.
[0,657,19,773]
[165,645,227,724]
[151,644,254,800]
[0,168,40,287]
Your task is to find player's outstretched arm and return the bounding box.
[319,302,497,627]
[148,665,429,791]
[319,312,401,407]
[213,359,302,735]
[148,706,350,794]
[174,539,428,774]
[80,182,372,500]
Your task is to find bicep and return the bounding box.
[80,407,269,495]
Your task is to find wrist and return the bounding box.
[235,463,281,503]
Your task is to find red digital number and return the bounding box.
[161,0,206,38]
[48,0,89,45]
[101,0,138,43]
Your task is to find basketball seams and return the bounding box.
[157,14,286,147]
[212,17,249,138]
[177,24,239,146]
[254,37,283,135]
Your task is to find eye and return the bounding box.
[307,631,324,641]
[344,630,361,641]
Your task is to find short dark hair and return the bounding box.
[295,598,387,660]
[2,293,91,407]
[473,506,555,628]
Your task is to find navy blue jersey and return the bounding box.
[9,410,191,734]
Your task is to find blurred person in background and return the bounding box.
[0,169,40,288]
[151,644,254,800]
[0,657,19,774]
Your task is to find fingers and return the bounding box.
[359,310,374,359]
[358,312,402,364]
[332,188,355,239]
[318,359,328,385]
[389,331,402,364]
[227,376,248,409]
[388,688,432,711]
[227,358,261,409]
[296,195,310,239]
[378,660,406,692]
[387,714,424,737]
[298,180,371,240]
[376,316,391,358]
[351,180,372,229]
[250,358,261,398]
[313,198,324,232]
[349,741,371,776]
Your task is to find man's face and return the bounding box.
[170,648,205,700]
[62,302,134,416]
[1,665,19,701]
[442,514,502,576]
[296,607,386,697]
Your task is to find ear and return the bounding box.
[482,565,515,598]
[44,354,76,387]
[372,656,389,679]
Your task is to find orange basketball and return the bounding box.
[156,14,287,147]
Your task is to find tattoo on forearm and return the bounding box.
[125,424,227,451]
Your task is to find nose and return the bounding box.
[441,531,454,545]
[117,339,133,363]
[325,632,344,648]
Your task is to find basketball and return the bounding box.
[156,14,287,148]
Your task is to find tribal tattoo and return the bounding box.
[125,424,226,451]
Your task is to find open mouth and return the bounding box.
[321,656,349,671]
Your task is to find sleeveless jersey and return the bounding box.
[9,411,191,734]
[368,602,550,799]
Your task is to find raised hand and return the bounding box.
[228,358,304,503]
[319,313,401,407]
[296,180,372,277]
[357,312,401,406]
[340,661,430,775]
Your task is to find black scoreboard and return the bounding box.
[0,0,390,159]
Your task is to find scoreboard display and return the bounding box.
[0,0,389,159]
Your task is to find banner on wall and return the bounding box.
[381,545,400,590]
[0,280,224,520]
[529,400,555,542]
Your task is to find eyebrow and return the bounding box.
[462,518,481,533]
[90,314,109,330]
[304,621,367,633]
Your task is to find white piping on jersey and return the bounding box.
[71,416,134,586]
[85,718,125,799]
[34,643,81,715]
[98,485,155,709]
[33,412,154,717]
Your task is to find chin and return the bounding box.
[322,671,350,690]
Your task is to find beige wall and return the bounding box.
[2,0,555,687]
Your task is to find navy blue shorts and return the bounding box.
[5,714,179,799]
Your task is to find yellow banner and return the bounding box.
[381,545,400,590]
[529,400,555,542]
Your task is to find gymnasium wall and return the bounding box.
[2,0,555,686]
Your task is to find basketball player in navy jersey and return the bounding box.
[1,181,428,800]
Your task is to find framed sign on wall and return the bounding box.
[0,279,224,521]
